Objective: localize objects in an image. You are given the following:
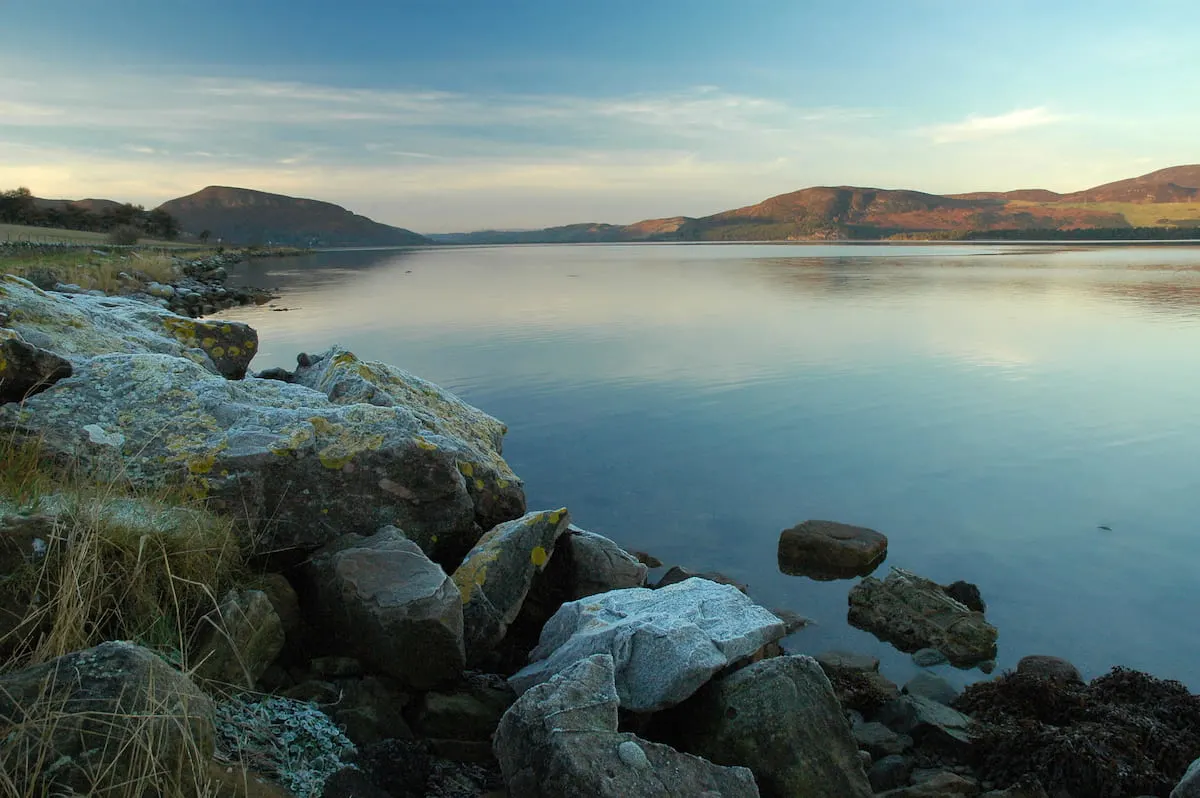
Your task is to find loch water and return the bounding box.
[221,242,1200,691]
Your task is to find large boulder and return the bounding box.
[669,655,873,798]
[0,274,257,379]
[560,524,649,599]
[0,327,72,403]
[848,568,998,667]
[777,519,887,580]
[192,588,285,688]
[1173,760,1200,798]
[0,641,214,795]
[0,352,523,561]
[293,346,525,532]
[495,653,760,797]
[452,508,571,661]
[304,528,465,689]
[510,578,786,712]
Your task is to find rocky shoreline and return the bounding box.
[0,269,1197,798]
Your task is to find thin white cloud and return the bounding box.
[922,107,1067,144]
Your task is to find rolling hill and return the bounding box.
[156,186,430,247]
[442,165,1200,243]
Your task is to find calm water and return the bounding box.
[221,243,1200,691]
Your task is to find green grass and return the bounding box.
[1011,200,1200,227]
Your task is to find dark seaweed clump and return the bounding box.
[955,666,1200,797]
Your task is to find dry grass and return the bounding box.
[1010,200,1200,227]
[0,222,182,247]
[0,246,182,292]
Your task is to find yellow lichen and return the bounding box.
[530,546,548,567]
[210,347,225,359]
[457,461,474,476]
[415,437,438,451]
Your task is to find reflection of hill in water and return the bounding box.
[229,249,421,292]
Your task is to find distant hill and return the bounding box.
[443,165,1200,243]
[156,186,429,247]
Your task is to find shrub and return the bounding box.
[107,224,141,245]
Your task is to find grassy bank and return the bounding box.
[0,222,184,248]
[0,245,182,292]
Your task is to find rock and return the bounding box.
[0,274,257,379]
[560,524,649,598]
[1,352,523,560]
[323,767,394,798]
[255,573,302,643]
[1174,758,1200,798]
[913,647,950,667]
[944,580,986,612]
[770,607,813,634]
[328,675,413,746]
[205,762,296,798]
[816,649,881,673]
[509,578,786,712]
[147,281,176,298]
[654,564,748,592]
[495,653,760,797]
[254,366,294,382]
[633,550,663,568]
[192,588,285,688]
[903,672,961,706]
[870,754,915,792]
[0,641,214,795]
[305,528,465,689]
[878,771,980,796]
[1016,655,1082,684]
[848,568,998,667]
[853,721,913,758]
[453,509,571,661]
[872,694,973,756]
[980,776,1049,798]
[293,346,525,534]
[978,659,996,674]
[669,655,872,798]
[411,673,515,742]
[777,519,887,579]
[0,328,72,403]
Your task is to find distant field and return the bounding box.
[1010,201,1200,227]
[0,222,182,247]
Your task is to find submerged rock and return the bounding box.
[0,327,72,403]
[510,578,785,712]
[453,508,571,662]
[777,519,888,580]
[305,528,465,689]
[495,653,760,797]
[294,346,525,533]
[848,568,998,667]
[0,274,257,379]
[669,655,873,798]
[1,352,523,560]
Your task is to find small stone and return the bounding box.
[655,564,748,593]
[1016,655,1082,684]
[978,660,997,674]
[902,672,961,706]
[617,740,650,769]
[912,648,949,667]
[771,607,813,634]
[853,721,913,758]
[633,550,663,568]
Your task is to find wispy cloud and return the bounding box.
[922,107,1067,144]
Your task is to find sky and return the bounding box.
[1,0,1198,233]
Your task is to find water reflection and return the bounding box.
[221,243,1200,689]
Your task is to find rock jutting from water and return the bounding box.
[777,519,888,580]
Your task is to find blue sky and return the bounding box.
[2,0,1198,232]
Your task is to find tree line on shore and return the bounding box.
[0,187,181,241]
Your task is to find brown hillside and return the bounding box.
[623,216,690,236]
[949,189,1064,202]
[1061,165,1200,203]
[156,186,429,247]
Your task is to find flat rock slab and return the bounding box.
[495,654,759,798]
[510,577,786,712]
[848,568,998,667]
[453,508,571,661]
[778,519,887,580]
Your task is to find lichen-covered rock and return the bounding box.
[305,528,465,689]
[778,519,888,580]
[453,509,570,662]
[0,353,521,560]
[0,641,214,796]
[510,577,786,712]
[561,524,649,599]
[668,655,873,798]
[1176,759,1200,798]
[495,653,760,798]
[193,588,286,688]
[848,568,998,667]
[0,327,72,403]
[294,346,525,531]
[0,274,257,378]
